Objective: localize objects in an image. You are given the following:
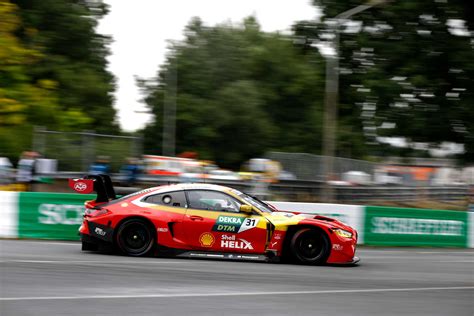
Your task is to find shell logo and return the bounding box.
[199,232,215,247]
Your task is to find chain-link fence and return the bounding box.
[266,151,378,181]
[32,127,143,172]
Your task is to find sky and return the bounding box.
[97,0,319,132]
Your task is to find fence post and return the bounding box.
[32,126,46,155]
[81,130,95,172]
[131,134,143,158]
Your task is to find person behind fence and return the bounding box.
[16,151,39,191]
[120,157,140,186]
[89,156,110,175]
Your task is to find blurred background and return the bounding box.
[1,0,473,210]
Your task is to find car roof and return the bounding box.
[126,183,241,203]
[144,183,237,195]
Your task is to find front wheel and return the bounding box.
[290,228,330,265]
[116,219,155,256]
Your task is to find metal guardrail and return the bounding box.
[31,172,469,204]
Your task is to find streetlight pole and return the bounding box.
[321,0,386,202]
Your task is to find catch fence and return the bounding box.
[266,151,378,181]
[32,127,142,172]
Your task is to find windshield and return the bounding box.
[238,193,274,214]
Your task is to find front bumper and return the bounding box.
[326,230,358,264]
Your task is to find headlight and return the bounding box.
[333,228,353,238]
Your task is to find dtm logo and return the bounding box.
[74,182,88,192]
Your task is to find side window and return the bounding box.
[143,191,187,208]
[186,190,241,213]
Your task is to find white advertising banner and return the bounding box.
[0,191,19,238]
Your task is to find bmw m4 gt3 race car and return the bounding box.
[69,175,359,265]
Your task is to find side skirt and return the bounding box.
[179,251,273,262]
[156,245,279,263]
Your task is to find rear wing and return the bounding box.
[69,174,116,204]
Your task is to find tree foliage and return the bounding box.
[11,0,118,134]
[1,0,116,161]
[306,0,474,161]
[0,0,62,158]
[140,17,328,167]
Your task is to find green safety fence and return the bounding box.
[18,192,94,240]
[364,206,469,247]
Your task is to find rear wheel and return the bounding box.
[290,228,330,265]
[116,219,155,256]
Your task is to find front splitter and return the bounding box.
[327,256,360,266]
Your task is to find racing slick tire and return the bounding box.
[115,218,156,257]
[289,228,330,265]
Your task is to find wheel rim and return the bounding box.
[296,231,324,261]
[119,222,151,255]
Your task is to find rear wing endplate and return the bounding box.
[69,174,116,203]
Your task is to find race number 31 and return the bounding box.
[238,218,259,233]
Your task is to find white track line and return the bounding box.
[9,259,471,265]
[0,260,184,265]
[363,252,474,257]
[0,240,80,246]
[2,286,473,301]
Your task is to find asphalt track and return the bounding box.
[1,240,473,316]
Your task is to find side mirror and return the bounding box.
[239,205,253,214]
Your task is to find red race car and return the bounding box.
[69,175,359,265]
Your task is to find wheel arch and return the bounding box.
[281,224,331,259]
[113,215,158,244]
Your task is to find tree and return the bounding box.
[140,17,327,168]
[1,0,115,162]
[307,0,474,162]
[0,0,62,159]
[12,0,118,134]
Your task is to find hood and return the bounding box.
[269,211,352,230]
[265,211,307,226]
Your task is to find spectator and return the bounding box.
[16,151,38,191]
[120,157,140,186]
[89,156,110,175]
[0,157,14,185]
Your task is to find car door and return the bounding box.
[138,190,189,247]
[182,189,269,253]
